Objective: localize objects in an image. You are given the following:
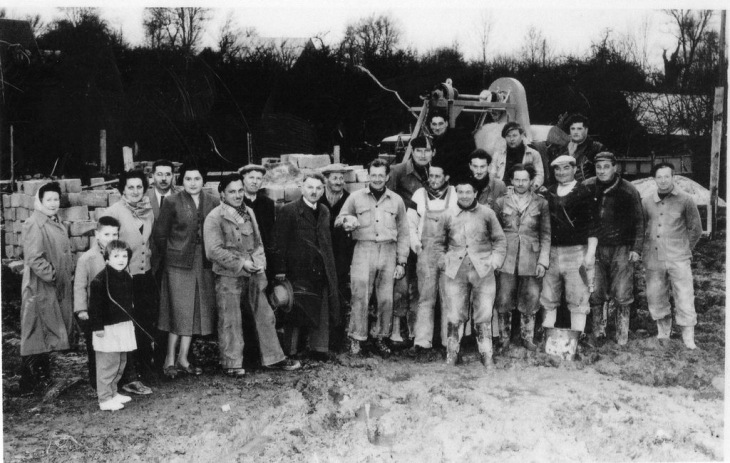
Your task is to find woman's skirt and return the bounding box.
[93,320,137,352]
[158,244,216,336]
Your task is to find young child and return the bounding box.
[74,216,121,389]
[88,240,138,411]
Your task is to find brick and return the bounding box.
[15,208,30,221]
[345,182,367,193]
[22,180,49,196]
[4,208,15,221]
[79,191,108,207]
[261,185,285,201]
[108,192,121,206]
[61,179,82,193]
[69,221,97,237]
[284,186,302,202]
[70,236,90,252]
[2,194,11,208]
[67,193,82,206]
[10,193,22,208]
[57,206,89,222]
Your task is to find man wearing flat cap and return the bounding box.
[583,152,644,347]
[386,135,434,347]
[239,164,276,280]
[320,164,355,348]
[490,122,545,190]
[540,155,598,335]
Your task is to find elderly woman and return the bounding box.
[155,163,220,378]
[103,169,156,395]
[19,182,74,393]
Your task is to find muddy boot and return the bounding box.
[445,323,461,366]
[497,312,511,354]
[570,313,587,333]
[680,326,697,350]
[349,338,362,355]
[521,313,538,351]
[616,305,631,346]
[585,305,604,348]
[476,323,495,370]
[656,316,672,340]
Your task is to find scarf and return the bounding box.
[222,201,249,225]
[472,174,490,194]
[120,194,153,223]
[411,159,429,184]
[426,182,449,200]
[34,191,59,219]
[369,185,386,202]
[595,174,621,197]
[458,198,479,211]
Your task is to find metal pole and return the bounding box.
[10,125,14,192]
[100,129,107,174]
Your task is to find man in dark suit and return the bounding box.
[146,159,181,220]
[320,164,354,349]
[273,172,340,361]
[239,164,276,280]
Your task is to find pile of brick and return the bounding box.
[2,179,121,265]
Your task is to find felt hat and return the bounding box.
[268,279,294,313]
[550,155,577,167]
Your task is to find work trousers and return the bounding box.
[96,351,127,403]
[413,248,447,348]
[443,257,496,326]
[495,272,542,315]
[349,241,397,341]
[540,245,591,315]
[215,274,286,368]
[645,258,697,327]
[392,252,418,338]
[590,245,635,306]
[285,285,330,354]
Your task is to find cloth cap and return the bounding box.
[550,155,576,167]
[594,152,616,164]
[239,164,267,175]
[322,163,349,174]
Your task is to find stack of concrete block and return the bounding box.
[1,179,123,264]
[281,154,332,169]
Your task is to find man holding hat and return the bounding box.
[583,152,644,346]
[540,155,598,335]
[386,135,434,348]
[490,122,544,189]
[239,164,276,280]
[321,164,355,347]
[204,173,301,376]
[274,172,340,361]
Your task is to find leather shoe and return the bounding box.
[163,365,177,379]
[224,368,246,378]
[264,358,302,371]
[373,339,392,359]
[122,381,153,395]
[175,362,203,376]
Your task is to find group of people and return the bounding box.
[17,112,703,411]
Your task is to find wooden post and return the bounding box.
[333,145,340,164]
[708,86,724,239]
[246,133,253,165]
[10,125,14,192]
[122,146,134,172]
[100,130,107,174]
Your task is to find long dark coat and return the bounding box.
[273,198,340,327]
[20,211,74,355]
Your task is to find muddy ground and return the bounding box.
[2,234,726,462]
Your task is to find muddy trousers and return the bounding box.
[19,353,51,391]
[392,252,418,340]
[495,273,542,315]
[96,351,127,403]
[540,245,591,317]
[645,258,697,327]
[442,259,496,326]
[215,274,287,369]
[349,241,397,341]
[413,249,447,349]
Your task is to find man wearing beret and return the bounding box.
[386,135,434,348]
[583,152,644,347]
[540,155,598,334]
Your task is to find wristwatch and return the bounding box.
[396,261,407,267]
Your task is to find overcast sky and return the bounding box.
[4,0,726,70]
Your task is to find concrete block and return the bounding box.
[203,187,217,197]
[23,194,36,209]
[288,154,331,169]
[67,193,82,206]
[355,169,370,182]
[10,193,22,208]
[90,178,106,191]
[61,179,82,193]
[59,193,71,208]
[280,154,290,164]
[3,208,15,221]
[343,170,358,183]
[57,206,89,222]
[94,207,107,219]
[7,260,24,274]
[345,182,367,193]
[2,194,10,208]
[22,180,49,197]
[261,185,285,202]
[69,221,97,237]
[5,232,16,245]
[70,236,90,252]
[108,192,121,206]
[15,245,23,259]
[15,208,30,221]
[5,246,15,259]
[79,191,108,207]
[284,186,302,202]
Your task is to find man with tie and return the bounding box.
[146,159,180,219]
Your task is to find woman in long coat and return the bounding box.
[19,182,74,391]
[154,164,220,377]
[102,169,156,394]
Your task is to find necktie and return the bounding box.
[160,195,165,206]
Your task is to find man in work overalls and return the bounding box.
[405,157,458,357]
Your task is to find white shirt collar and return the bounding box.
[303,197,317,210]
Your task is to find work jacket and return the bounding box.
[642,187,702,265]
[493,191,551,275]
[204,203,266,278]
[490,143,545,189]
[387,159,429,207]
[584,175,645,254]
[474,175,507,209]
[548,136,606,184]
[104,198,154,276]
[437,203,506,279]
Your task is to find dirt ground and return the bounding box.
[2,234,726,462]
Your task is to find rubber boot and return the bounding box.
[445,323,461,366]
[390,316,404,343]
[497,312,511,354]
[656,316,672,340]
[616,305,631,346]
[475,323,495,370]
[680,326,697,350]
[521,313,538,351]
[585,305,604,348]
[542,309,557,328]
[570,313,587,333]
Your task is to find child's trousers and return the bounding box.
[96,351,127,403]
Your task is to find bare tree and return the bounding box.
[58,7,100,27]
[520,26,553,66]
[143,7,209,54]
[664,9,714,90]
[341,13,402,64]
[473,11,494,66]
